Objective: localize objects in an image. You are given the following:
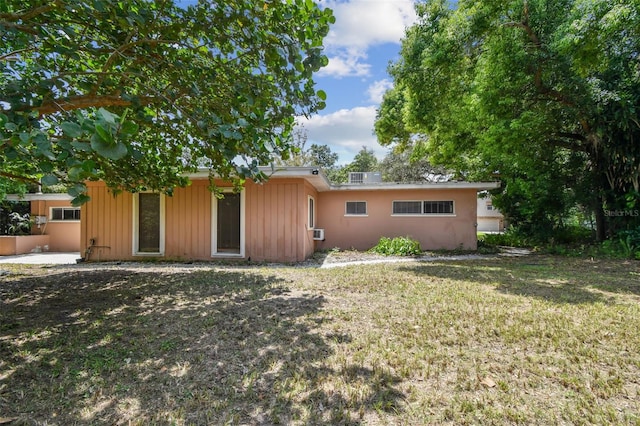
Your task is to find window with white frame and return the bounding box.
[392,200,454,215]
[132,192,165,255]
[345,201,367,215]
[50,207,81,221]
[308,196,315,229]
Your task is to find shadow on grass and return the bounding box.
[399,256,640,305]
[0,267,403,424]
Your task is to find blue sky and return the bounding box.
[297,0,418,164]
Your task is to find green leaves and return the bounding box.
[1,0,334,203]
[90,133,127,160]
[377,0,640,237]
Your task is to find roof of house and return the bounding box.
[270,167,499,192]
[4,193,73,201]
[189,166,500,192]
[5,168,500,201]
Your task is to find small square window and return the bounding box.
[51,207,81,221]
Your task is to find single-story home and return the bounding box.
[1,193,81,255]
[80,167,499,262]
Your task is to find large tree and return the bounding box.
[271,124,338,170]
[380,145,450,183]
[1,0,334,204]
[328,146,380,183]
[376,0,640,239]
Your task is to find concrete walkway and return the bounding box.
[0,252,81,265]
[319,254,489,269]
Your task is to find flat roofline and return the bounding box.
[187,166,333,191]
[187,167,499,192]
[328,182,501,191]
[5,193,73,201]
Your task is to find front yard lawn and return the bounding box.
[1,256,639,424]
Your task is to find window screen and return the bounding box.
[423,201,454,214]
[346,201,367,215]
[392,201,422,214]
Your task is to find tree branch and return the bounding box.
[0,21,40,35]
[0,171,42,186]
[0,47,36,61]
[549,134,589,153]
[101,38,183,75]
[0,1,62,22]
[504,1,541,47]
[30,94,157,116]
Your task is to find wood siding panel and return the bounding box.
[82,182,132,260]
[244,179,306,262]
[165,181,211,260]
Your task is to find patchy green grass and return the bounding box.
[1,256,639,424]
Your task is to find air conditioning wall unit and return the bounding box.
[349,172,364,184]
[313,228,325,241]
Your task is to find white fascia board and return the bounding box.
[185,166,332,192]
[328,182,501,191]
[5,193,73,201]
[185,168,498,193]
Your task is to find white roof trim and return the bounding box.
[186,166,332,191]
[329,182,501,191]
[5,193,73,201]
[186,167,499,192]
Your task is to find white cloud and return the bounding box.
[318,0,417,78]
[323,0,417,50]
[317,49,371,78]
[297,106,388,164]
[367,79,394,103]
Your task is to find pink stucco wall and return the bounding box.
[30,200,81,252]
[0,235,51,255]
[316,188,479,251]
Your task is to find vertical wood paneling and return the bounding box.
[163,181,211,260]
[267,184,276,259]
[243,179,306,262]
[84,178,318,262]
[285,183,294,261]
[83,182,132,260]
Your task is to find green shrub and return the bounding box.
[369,236,422,256]
[611,227,640,260]
[479,227,534,248]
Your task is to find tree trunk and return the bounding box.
[594,199,606,242]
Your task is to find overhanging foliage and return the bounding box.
[1,0,334,204]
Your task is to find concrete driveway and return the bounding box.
[0,252,82,265]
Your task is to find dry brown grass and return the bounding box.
[1,255,639,424]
